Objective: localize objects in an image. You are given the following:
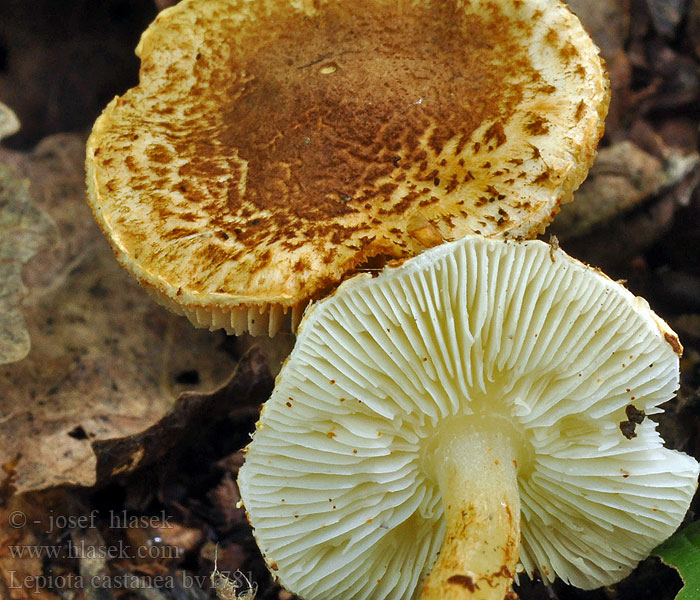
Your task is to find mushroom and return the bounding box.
[85,0,609,336]
[238,235,699,600]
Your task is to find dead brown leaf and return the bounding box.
[93,347,272,483]
[0,342,273,600]
[551,141,698,240]
[0,163,55,364]
[0,134,237,494]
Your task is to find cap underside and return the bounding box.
[86,0,609,334]
[239,235,697,599]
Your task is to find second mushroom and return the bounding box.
[238,235,699,600]
[85,0,608,337]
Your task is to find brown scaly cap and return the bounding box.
[86,0,609,336]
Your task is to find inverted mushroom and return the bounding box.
[86,0,608,336]
[238,235,699,600]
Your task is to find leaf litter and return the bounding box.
[0,134,238,493]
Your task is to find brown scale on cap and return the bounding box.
[86,0,609,336]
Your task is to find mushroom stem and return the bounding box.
[420,424,520,600]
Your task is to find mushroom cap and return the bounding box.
[238,235,698,599]
[86,0,609,335]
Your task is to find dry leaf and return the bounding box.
[551,141,699,240]
[93,347,272,483]
[0,134,237,494]
[0,164,55,364]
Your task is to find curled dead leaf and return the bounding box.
[0,135,238,494]
[93,347,272,483]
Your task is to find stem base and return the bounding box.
[420,424,521,599]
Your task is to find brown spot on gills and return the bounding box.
[626,404,646,424]
[620,420,637,440]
